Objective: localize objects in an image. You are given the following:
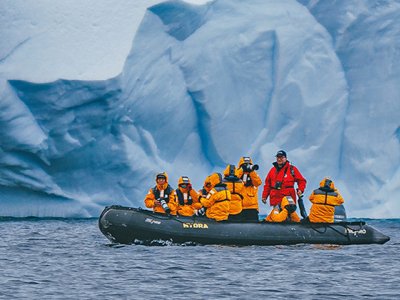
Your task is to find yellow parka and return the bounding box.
[237,157,262,211]
[144,172,177,215]
[197,178,212,207]
[200,173,231,221]
[309,178,344,223]
[223,164,244,216]
[265,196,300,222]
[175,176,202,217]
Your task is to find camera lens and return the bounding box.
[160,199,170,213]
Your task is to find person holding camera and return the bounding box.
[175,176,203,217]
[222,164,245,222]
[237,156,262,222]
[261,150,307,217]
[144,172,177,215]
[265,196,300,222]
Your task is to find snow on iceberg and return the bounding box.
[0,0,398,218]
[299,0,400,218]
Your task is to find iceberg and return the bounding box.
[0,0,399,218]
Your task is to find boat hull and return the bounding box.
[98,205,390,246]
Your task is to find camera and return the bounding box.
[242,164,259,172]
[274,181,282,190]
[249,164,259,171]
[159,199,170,213]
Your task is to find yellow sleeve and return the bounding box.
[335,191,344,206]
[267,207,289,222]
[190,189,203,209]
[309,191,315,203]
[190,188,201,203]
[200,190,216,208]
[144,189,156,208]
[249,171,262,187]
[167,190,178,212]
[290,212,301,222]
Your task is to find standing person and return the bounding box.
[308,177,344,223]
[144,172,177,215]
[237,156,262,222]
[261,150,307,216]
[175,176,203,217]
[200,173,231,221]
[222,164,244,222]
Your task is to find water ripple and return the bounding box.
[0,219,399,299]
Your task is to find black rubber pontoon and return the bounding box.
[98,205,390,246]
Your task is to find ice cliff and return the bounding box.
[0,0,399,217]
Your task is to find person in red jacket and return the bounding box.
[262,150,307,210]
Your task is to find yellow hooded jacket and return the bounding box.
[266,196,300,222]
[237,157,262,211]
[200,173,231,221]
[223,164,244,216]
[144,172,177,215]
[309,178,344,223]
[175,176,202,217]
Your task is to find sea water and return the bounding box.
[0,218,399,300]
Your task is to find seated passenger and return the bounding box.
[200,173,231,221]
[144,172,177,215]
[195,178,214,217]
[199,180,212,197]
[265,196,300,222]
[237,156,262,222]
[223,164,244,221]
[309,177,344,223]
[175,176,203,217]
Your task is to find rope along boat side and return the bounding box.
[98,205,390,246]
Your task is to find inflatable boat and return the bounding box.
[98,205,390,246]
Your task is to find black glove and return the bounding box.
[241,164,251,172]
[195,207,206,216]
[285,204,297,214]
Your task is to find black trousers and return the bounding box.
[240,209,259,222]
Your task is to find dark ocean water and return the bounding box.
[0,218,399,300]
